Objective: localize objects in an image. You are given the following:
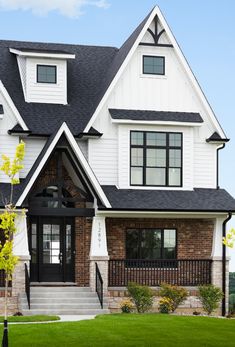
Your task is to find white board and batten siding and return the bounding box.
[25,57,67,104]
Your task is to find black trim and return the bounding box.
[0,104,3,114]
[139,43,173,48]
[222,212,232,316]
[8,129,31,135]
[28,207,94,217]
[130,131,183,187]
[142,55,165,75]
[37,65,57,84]
[139,15,173,48]
[216,144,225,189]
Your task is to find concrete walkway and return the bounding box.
[3,315,96,325]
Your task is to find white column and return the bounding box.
[12,212,30,297]
[89,216,109,292]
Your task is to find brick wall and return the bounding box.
[106,218,214,259]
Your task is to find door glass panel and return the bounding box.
[66,225,72,264]
[31,223,37,264]
[43,224,60,264]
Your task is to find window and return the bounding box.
[37,65,57,84]
[143,55,165,75]
[130,131,182,186]
[126,229,177,260]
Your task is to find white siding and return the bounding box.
[17,56,27,98]
[26,57,67,104]
[0,90,19,183]
[88,138,118,185]
[194,142,217,188]
[20,138,46,178]
[77,140,88,160]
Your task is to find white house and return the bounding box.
[0,6,234,315]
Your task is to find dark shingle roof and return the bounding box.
[101,186,235,212]
[109,109,204,123]
[206,132,229,142]
[0,9,153,136]
[0,104,3,114]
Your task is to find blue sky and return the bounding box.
[1,0,235,268]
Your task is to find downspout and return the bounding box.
[222,212,232,316]
[216,144,225,189]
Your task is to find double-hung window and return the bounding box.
[130,131,182,186]
[126,229,177,260]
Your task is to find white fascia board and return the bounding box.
[84,6,226,138]
[16,122,111,208]
[10,48,75,60]
[97,210,229,219]
[0,80,28,130]
[111,119,202,127]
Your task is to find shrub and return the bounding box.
[198,285,223,315]
[159,283,188,312]
[229,294,235,314]
[127,282,154,313]
[120,299,134,313]
[158,297,174,314]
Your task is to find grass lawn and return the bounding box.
[0,315,60,322]
[1,314,235,347]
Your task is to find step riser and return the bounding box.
[22,309,110,315]
[30,287,92,292]
[30,293,98,298]
[27,298,100,304]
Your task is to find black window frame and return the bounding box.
[37,64,57,84]
[125,228,177,260]
[130,131,183,187]
[142,55,165,75]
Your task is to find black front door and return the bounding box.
[29,217,75,282]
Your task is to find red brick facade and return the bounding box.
[106,218,214,259]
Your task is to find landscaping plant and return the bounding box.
[0,141,25,347]
[127,282,154,313]
[120,299,134,313]
[158,297,174,314]
[197,284,223,315]
[159,283,188,312]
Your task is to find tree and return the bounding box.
[223,228,235,248]
[0,141,25,347]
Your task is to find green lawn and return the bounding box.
[0,315,60,322]
[2,314,235,347]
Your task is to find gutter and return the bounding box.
[222,212,232,316]
[216,144,225,189]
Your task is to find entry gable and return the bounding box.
[16,122,111,208]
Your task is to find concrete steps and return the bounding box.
[20,286,109,316]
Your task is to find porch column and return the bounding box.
[89,216,109,293]
[12,212,30,297]
[211,217,229,314]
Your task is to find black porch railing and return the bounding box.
[108,259,212,287]
[25,263,30,309]
[95,263,103,309]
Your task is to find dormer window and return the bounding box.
[37,65,57,84]
[143,55,165,75]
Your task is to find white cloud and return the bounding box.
[0,0,110,18]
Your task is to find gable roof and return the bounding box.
[109,109,203,123]
[14,122,111,208]
[0,6,227,138]
[101,186,235,212]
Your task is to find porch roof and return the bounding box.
[100,186,235,212]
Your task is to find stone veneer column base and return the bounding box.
[211,257,229,315]
[90,256,109,293]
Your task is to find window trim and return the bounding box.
[130,130,183,187]
[142,55,165,76]
[125,228,178,260]
[37,64,57,84]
